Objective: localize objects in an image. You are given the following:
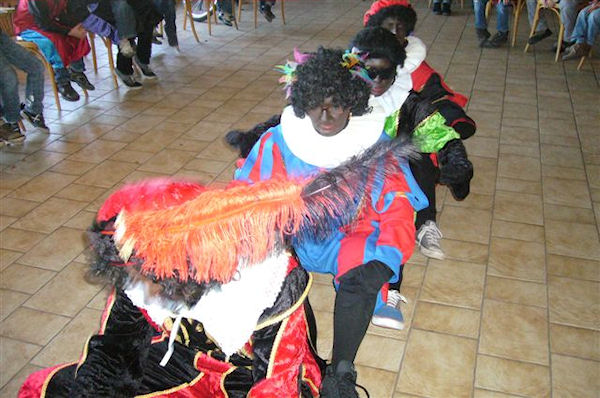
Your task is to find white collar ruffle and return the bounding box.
[280,105,385,169]
[399,35,427,74]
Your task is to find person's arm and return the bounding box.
[27,0,72,34]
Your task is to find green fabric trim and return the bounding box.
[383,109,400,138]
[412,112,460,153]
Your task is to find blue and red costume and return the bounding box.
[235,107,428,309]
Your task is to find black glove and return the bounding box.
[438,139,473,200]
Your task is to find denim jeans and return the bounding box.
[526,0,548,32]
[111,0,137,40]
[560,0,587,40]
[433,0,451,5]
[18,29,86,86]
[155,0,177,42]
[473,0,510,32]
[0,32,45,122]
[572,5,600,45]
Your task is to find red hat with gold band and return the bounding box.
[363,0,412,26]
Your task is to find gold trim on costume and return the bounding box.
[255,273,313,330]
[134,371,205,398]
[98,288,117,334]
[40,363,77,397]
[265,317,289,379]
[74,335,93,376]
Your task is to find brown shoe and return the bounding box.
[562,42,591,61]
[0,122,25,146]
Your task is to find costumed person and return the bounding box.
[363,0,476,260]
[13,0,95,102]
[18,177,328,397]
[234,47,428,398]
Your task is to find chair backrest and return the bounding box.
[0,6,15,37]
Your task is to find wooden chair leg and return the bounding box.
[205,0,212,35]
[555,23,564,62]
[511,0,524,47]
[485,0,492,21]
[17,120,26,133]
[88,32,98,72]
[254,0,258,28]
[102,37,119,89]
[524,1,541,52]
[461,0,464,8]
[185,0,200,42]
[280,0,285,24]
[231,0,239,29]
[577,49,591,70]
[237,0,243,21]
[47,60,61,112]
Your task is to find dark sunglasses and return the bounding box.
[366,65,396,80]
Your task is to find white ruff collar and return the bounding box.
[280,105,385,168]
[372,71,413,116]
[125,251,290,358]
[399,36,427,74]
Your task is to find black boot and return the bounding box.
[442,2,451,15]
[320,361,360,398]
[58,82,80,101]
[433,2,442,14]
[476,28,491,47]
[482,31,508,48]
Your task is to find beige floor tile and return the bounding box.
[11,198,87,234]
[31,308,102,368]
[544,203,597,225]
[355,365,397,397]
[493,190,543,226]
[0,289,29,322]
[412,301,480,339]
[496,177,542,195]
[0,263,55,294]
[545,220,600,260]
[0,214,16,231]
[445,192,493,211]
[54,184,106,203]
[9,172,77,202]
[313,310,333,360]
[485,276,546,307]
[167,137,211,153]
[542,177,592,209]
[498,154,541,182]
[438,206,491,245]
[443,239,489,264]
[0,249,23,271]
[500,126,539,146]
[86,286,112,311]
[488,237,546,282]
[540,144,584,169]
[550,324,600,361]
[475,355,550,397]
[480,300,549,365]
[67,140,127,164]
[0,307,69,346]
[137,149,197,174]
[469,156,497,195]
[24,262,103,317]
[0,171,32,191]
[0,338,41,388]
[397,329,477,398]
[473,389,522,397]
[356,334,406,372]
[551,354,600,398]
[74,160,137,188]
[491,220,545,243]
[547,254,599,281]
[0,197,39,218]
[548,275,599,330]
[9,151,69,177]
[542,164,588,181]
[402,264,426,288]
[49,159,97,176]
[16,227,85,271]
[421,259,485,309]
[0,364,43,397]
[465,136,499,158]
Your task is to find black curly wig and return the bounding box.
[365,5,417,36]
[351,27,407,68]
[290,47,371,118]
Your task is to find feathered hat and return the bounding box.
[363,0,412,26]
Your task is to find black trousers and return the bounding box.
[410,153,439,230]
[332,261,393,366]
[116,26,153,75]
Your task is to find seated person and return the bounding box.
[562,0,599,60]
[154,0,179,45]
[235,47,428,397]
[1,29,48,145]
[471,0,511,47]
[13,0,95,101]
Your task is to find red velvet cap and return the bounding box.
[363,0,412,26]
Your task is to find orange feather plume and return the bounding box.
[114,179,307,284]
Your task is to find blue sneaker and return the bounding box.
[371,290,407,330]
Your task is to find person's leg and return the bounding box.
[474,0,492,45]
[483,1,510,47]
[68,58,95,90]
[111,0,137,56]
[0,54,21,124]
[259,0,275,22]
[156,0,178,46]
[442,0,452,16]
[320,261,393,396]
[560,0,583,42]
[586,7,600,45]
[433,0,442,14]
[561,5,593,59]
[133,26,157,79]
[527,0,553,44]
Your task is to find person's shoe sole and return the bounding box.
[371,316,405,330]
[21,112,49,133]
[418,244,446,260]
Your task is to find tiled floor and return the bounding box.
[1,0,599,396]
